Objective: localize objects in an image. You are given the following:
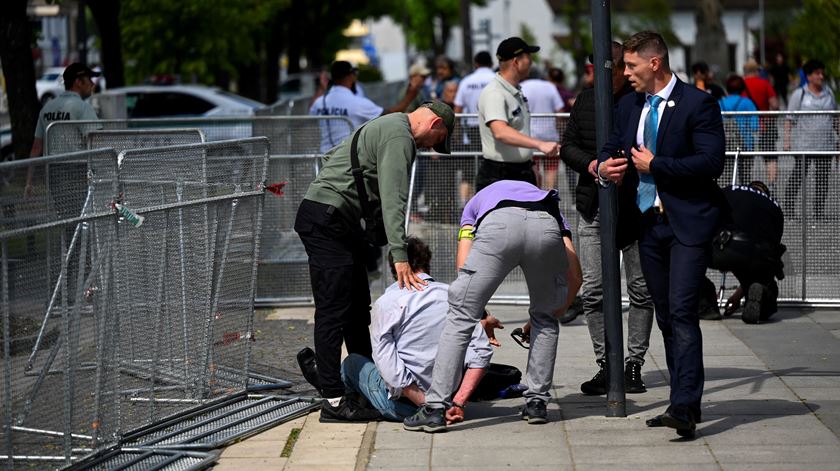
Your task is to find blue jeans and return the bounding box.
[341,353,418,421]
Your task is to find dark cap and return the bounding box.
[420,101,454,154]
[496,37,540,61]
[62,63,100,85]
[330,61,358,81]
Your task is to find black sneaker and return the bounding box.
[624,361,647,394]
[521,400,548,424]
[319,395,383,423]
[742,283,764,324]
[296,347,321,392]
[403,405,447,433]
[580,361,606,395]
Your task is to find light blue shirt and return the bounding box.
[34,91,99,139]
[370,273,493,399]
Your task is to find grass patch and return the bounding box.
[280,427,301,457]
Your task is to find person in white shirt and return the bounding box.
[521,71,565,189]
[335,237,494,423]
[309,61,384,153]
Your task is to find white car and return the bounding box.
[35,67,66,105]
[90,85,266,141]
[96,85,264,119]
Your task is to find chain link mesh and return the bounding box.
[1,138,268,469]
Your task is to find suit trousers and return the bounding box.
[425,207,569,406]
[638,211,709,421]
[294,199,373,398]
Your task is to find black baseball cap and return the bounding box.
[330,61,358,81]
[63,63,100,85]
[496,37,540,61]
[420,101,454,154]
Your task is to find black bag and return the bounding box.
[469,363,523,401]
[349,125,388,247]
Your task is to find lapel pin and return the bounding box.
[667,100,676,108]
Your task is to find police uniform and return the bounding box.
[476,73,535,190]
[309,85,383,153]
[34,91,99,143]
[454,66,495,128]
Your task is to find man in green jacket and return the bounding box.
[294,101,454,420]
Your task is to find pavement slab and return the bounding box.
[209,305,840,470]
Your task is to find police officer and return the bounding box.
[310,61,425,154]
[475,37,560,191]
[712,181,785,324]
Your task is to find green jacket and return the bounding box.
[304,113,415,262]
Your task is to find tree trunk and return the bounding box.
[0,0,40,159]
[87,0,125,88]
[694,0,730,76]
[265,22,283,104]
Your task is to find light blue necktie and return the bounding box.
[637,95,664,212]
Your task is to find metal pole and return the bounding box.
[800,153,807,301]
[591,0,626,417]
[2,239,14,470]
[176,182,191,389]
[244,192,266,390]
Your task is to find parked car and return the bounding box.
[35,67,66,105]
[89,85,266,141]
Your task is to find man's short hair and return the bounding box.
[388,237,432,277]
[548,67,565,84]
[748,180,770,195]
[725,74,747,94]
[692,61,710,75]
[474,51,493,68]
[623,31,670,68]
[802,59,826,76]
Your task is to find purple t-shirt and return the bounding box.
[461,180,571,234]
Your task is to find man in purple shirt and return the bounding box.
[404,180,582,432]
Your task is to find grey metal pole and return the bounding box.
[759,0,766,68]
[591,0,626,417]
[2,239,14,470]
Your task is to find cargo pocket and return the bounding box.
[449,267,476,308]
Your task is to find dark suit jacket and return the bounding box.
[598,78,728,248]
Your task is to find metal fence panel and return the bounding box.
[1,138,268,469]
[86,129,205,154]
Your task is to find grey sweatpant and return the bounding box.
[425,207,569,406]
[578,213,654,365]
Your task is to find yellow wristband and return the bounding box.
[457,227,475,240]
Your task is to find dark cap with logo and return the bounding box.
[330,61,358,81]
[63,63,100,85]
[496,37,540,61]
[420,101,454,154]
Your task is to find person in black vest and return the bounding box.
[711,181,785,324]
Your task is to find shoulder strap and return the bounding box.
[349,123,374,221]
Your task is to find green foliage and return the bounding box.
[120,0,288,84]
[788,0,840,85]
[616,0,680,46]
[356,63,383,82]
[519,23,540,64]
[389,0,485,54]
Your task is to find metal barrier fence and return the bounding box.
[40,112,840,305]
[0,138,268,468]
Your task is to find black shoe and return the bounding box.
[742,283,764,324]
[559,296,583,325]
[624,362,647,394]
[296,347,321,391]
[580,361,606,395]
[760,280,779,321]
[646,414,665,427]
[521,400,548,424]
[319,395,384,423]
[660,407,696,439]
[403,405,447,433]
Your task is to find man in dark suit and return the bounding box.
[598,31,727,439]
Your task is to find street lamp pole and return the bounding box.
[759,0,766,66]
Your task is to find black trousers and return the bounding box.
[294,199,373,398]
[475,158,537,192]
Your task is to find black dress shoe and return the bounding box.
[661,407,696,439]
[646,415,664,427]
[296,347,321,391]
